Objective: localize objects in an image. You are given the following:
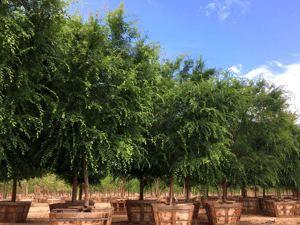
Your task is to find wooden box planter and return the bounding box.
[65,200,95,206]
[110,199,126,214]
[0,201,31,223]
[258,198,268,212]
[238,197,259,214]
[35,197,48,203]
[47,199,62,204]
[178,201,201,221]
[100,198,110,203]
[157,197,176,204]
[50,200,95,211]
[151,203,194,225]
[201,197,220,208]
[265,200,296,217]
[126,200,157,224]
[205,202,243,225]
[294,200,300,215]
[49,206,114,225]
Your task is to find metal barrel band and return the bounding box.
[211,215,241,217]
[153,209,193,212]
[50,217,111,221]
[209,206,243,209]
[157,219,192,222]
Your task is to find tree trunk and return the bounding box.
[242,187,246,198]
[26,183,28,198]
[82,150,89,207]
[218,183,222,200]
[121,178,125,199]
[156,178,159,198]
[183,181,186,197]
[150,187,153,197]
[298,191,299,200]
[207,185,209,197]
[263,188,265,199]
[170,172,174,205]
[79,183,83,200]
[222,179,227,203]
[72,170,78,202]
[12,179,17,202]
[278,189,281,199]
[255,186,257,198]
[186,175,190,202]
[139,179,144,201]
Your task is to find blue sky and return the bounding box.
[67,0,300,123]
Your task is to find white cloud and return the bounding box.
[206,3,216,16]
[199,6,202,11]
[232,61,300,124]
[228,63,242,73]
[204,0,250,20]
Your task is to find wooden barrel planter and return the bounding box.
[238,197,259,214]
[49,206,114,225]
[205,202,243,225]
[0,201,32,223]
[265,200,296,217]
[126,200,157,224]
[110,199,126,214]
[151,203,194,225]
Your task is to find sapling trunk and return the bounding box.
[183,181,186,197]
[207,184,209,197]
[156,178,159,198]
[186,175,190,202]
[218,183,222,200]
[298,191,299,200]
[139,179,144,200]
[222,179,227,203]
[72,170,78,203]
[263,188,265,198]
[12,179,17,202]
[82,150,89,207]
[79,183,83,200]
[121,178,125,199]
[170,172,174,205]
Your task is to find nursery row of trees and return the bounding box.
[0,173,287,200]
[1,0,299,206]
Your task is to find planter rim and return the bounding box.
[0,201,32,205]
[152,203,194,207]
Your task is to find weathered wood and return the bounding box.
[258,198,267,212]
[238,197,259,214]
[152,203,194,225]
[0,201,31,223]
[49,207,114,225]
[110,199,126,214]
[265,200,296,217]
[205,202,243,225]
[126,200,157,224]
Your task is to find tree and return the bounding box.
[152,55,250,204]
[0,0,69,202]
[38,1,164,207]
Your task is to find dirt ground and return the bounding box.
[3,204,300,225]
